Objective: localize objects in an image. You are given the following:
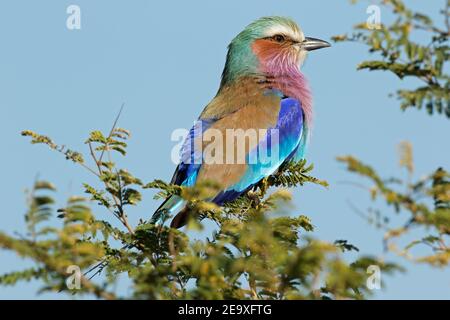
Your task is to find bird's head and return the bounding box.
[221,16,330,86]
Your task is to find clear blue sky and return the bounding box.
[0,0,449,299]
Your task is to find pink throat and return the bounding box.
[260,56,313,128]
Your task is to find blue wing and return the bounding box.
[171,119,214,187]
[213,97,305,204]
[151,96,306,223]
[150,118,215,223]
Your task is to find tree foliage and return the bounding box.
[0,126,398,300]
[333,0,449,117]
[334,1,450,267]
[338,150,450,267]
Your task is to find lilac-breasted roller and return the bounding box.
[152,16,330,228]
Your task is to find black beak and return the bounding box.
[302,37,331,51]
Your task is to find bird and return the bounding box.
[152,16,330,228]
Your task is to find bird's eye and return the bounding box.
[273,34,285,43]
